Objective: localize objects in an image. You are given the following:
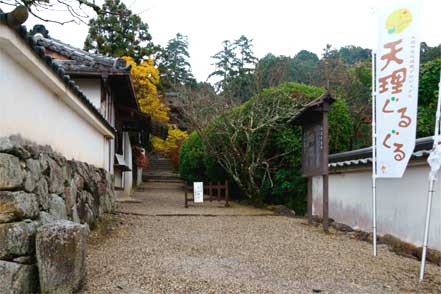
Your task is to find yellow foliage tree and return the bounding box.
[123,56,170,124]
[151,125,188,153]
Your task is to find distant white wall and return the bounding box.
[0,37,110,168]
[74,78,101,111]
[312,162,441,250]
[123,132,133,197]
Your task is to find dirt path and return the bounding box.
[80,182,440,293]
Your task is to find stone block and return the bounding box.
[0,191,39,223]
[24,158,41,192]
[47,158,64,194]
[35,178,49,210]
[64,179,77,220]
[36,220,89,294]
[39,211,58,226]
[0,260,38,294]
[0,221,38,259]
[0,153,24,190]
[0,137,31,159]
[48,194,67,220]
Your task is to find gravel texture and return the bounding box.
[80,182,441,293]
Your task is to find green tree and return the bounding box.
[417,59,441,138]
[209,35,258,101]
[84,0,155,61]
[179,82,353,209]
[230,35,258,101]
[234,35,258,71]
[208,40,238,92]
[159,33,195,90]
[255,53,292,90]
[338,46,371,65]
[420,42,441,63]
[291,50,320,84]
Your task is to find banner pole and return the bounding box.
[419,72,441,281]
[419,179,435,281]
[371,52,377,256]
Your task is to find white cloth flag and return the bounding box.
[375,2,421,178]
[428,136,441,181]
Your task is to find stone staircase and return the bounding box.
[143,157,182,182]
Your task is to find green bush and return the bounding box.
[179,131,228,183]
[179,82,353,213]
[178,132,206,183]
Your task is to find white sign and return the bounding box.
[375,2,421,178]
[193,182,204,203]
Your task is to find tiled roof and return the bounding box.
[30,25,130,74]
[329,137,434,168]
[0,12,115,135]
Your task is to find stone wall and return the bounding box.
[0,135,115,293]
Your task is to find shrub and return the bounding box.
[179,82,352,213]
[179,132,206,183]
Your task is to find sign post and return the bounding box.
[298,93,334,231]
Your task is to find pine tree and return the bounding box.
[208,40,238,92]
[234,35,258,73]
[160,33,195,90]
[84,0,156,61]
[209,36,258,100]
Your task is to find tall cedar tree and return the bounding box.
[209,40,237,92]
[160,33,195,90]
[84,0,155,62]
[209,35,258,101]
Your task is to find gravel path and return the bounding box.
[80,182,440,293]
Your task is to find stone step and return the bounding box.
[142,174,183,183]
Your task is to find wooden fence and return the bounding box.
[184,181,230,208]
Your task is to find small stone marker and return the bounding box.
[193,182,204,203]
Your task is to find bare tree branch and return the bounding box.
[178,86,302,205]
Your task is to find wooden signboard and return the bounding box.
[302,122,325,177]
[294,92,333,232]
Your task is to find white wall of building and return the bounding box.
[312,162,441,250]
[0,34,111,168]
[75,78,101,111]
[122,132,133,197]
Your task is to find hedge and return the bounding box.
[179,82,352,213]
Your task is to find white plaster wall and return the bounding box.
[136,167,143,187]
[74,79,101,111]
[312,164,441,250]
[122,132,133,197]
[114,169,123,188]
[0,48,108,168]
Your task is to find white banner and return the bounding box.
[375,2,421,178]
[193,182,204,203]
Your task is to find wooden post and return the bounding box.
[297,92,334,232]
[209,182,213,202]
[323,175,329,231]
[225,180,230,207]
[217,181,221,201]
[307,177,313,224]
[322,111,329,232]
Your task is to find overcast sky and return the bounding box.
[2,0,440,82]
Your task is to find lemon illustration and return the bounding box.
[385,8,413,34]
